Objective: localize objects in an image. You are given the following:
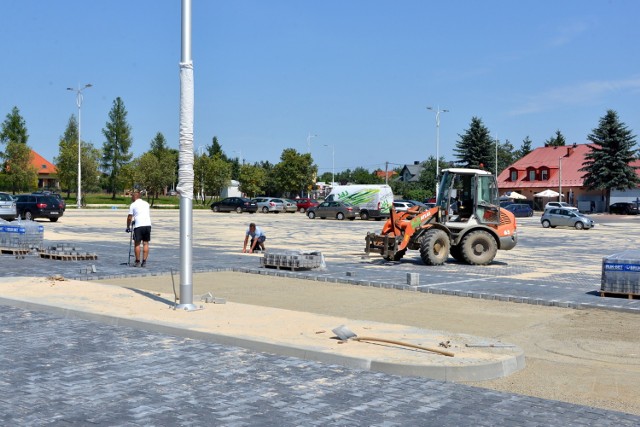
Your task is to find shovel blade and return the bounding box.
[332,325,357,341]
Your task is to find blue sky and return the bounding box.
[2,1,639,178]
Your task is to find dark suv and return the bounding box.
[15,194,65,222]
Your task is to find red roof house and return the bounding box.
[497,143,640,211]
[31,149,59,189]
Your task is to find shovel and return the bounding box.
[332,325,454,357]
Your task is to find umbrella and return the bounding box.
[534,189,560,198]
[508,191,527,200]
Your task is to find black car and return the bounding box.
[33,191,66,211]
[210,197,257,213]
[609,202,639,215]
[15,194,65,222]
[504,203,534,217]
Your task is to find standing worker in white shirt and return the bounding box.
[126,189,152,267]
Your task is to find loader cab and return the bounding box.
[437,168,500,226]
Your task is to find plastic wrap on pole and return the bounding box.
[177,61,194,199]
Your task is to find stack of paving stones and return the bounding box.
[602,250,640,297]
[260,249,323,271]
[39,243,98,261]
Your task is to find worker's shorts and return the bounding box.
[251,236,266,246]
[133,226,151,243]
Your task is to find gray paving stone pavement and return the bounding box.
[1,304,638,426]
[1,210,639,425]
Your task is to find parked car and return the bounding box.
[210,197,257,213]
[541,208,594,230]
[15,194,65,222]
[295,197,319,213]
[393,201,415,212]
[0,192,17,221]
[283,199,298,213]
[307,201,360,220]
[400,199,428,209]
[544,201,578,212]
[503,203,534,217]
[33,191,66,211]
[609,202,639,215]
[253,197,286,213]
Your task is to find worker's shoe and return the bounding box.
[134,260,140,267]
[141,260,146,268]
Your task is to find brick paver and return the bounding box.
[1,305,638,426]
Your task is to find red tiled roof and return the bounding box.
[498,144,591,189]
[375,170,397,179]
[31,150,57,175]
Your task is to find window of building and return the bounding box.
[541,169,548,180]
[510,170,518,181]
[528,169,536,181]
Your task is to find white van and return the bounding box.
[325,184,394,220]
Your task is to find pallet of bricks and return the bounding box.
[601,250,640,299]
[39,243,98,261]
[0,220,43,256]
[260,249,323,271]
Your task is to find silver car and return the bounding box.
[541,208,594,230]
[253,197,286,213]
[306,201,360,220]
[0,192,17,221]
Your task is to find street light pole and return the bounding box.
[306,133,317,197]
[324,144,334,186]
[427,106,449,196]
[67,83,92,209]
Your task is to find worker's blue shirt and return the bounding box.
[246,226,265,239]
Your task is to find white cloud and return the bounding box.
[508,77,640,115]
[549,21,590,47]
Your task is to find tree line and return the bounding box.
[1,100,637,208]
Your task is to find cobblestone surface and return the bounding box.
[4,213,638,313]
[1,305,638,426]
[1,210,639,424]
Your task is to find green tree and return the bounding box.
[127,152,172,207]
[204,154,232,202]
[273,148,316,197]
[148,132,178,196]
[0,107,37,193]
[544,130,566,147]
[580,110,639,210]
[453,117,494,169]
[207,136,228,161]
[259,161,277,196]
[496,139,516,175]
[238,163,266,197]
[101,97,133,199]
[55,115,78,197]
[55,115,101,197]
[516,136,533,159]
[351,167,383,184]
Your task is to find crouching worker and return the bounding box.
[242,223,266,253]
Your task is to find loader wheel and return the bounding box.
[383,248,406,261]
[419,229,450,266]
[360,211,369,221]
[449,245,464,262]
[460,230,497,265]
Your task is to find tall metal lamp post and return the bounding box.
[306,133,317,197]
[324,144,335,186]
[67,83,92,209]
[426,105,448,196]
